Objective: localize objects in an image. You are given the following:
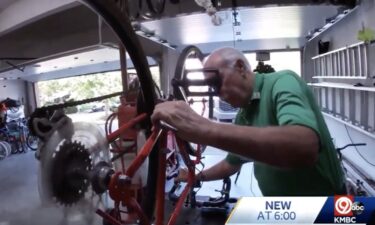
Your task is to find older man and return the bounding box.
[151,47,346,196]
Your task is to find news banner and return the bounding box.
[225,196,375,225]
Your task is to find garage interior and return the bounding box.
[0,0,374,224]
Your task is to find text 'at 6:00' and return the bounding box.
[257,201,297,221]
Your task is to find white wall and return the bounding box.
[160,47,179,96]
[324,114,375,195]
[302,0,375,82]
[302,0,375,194]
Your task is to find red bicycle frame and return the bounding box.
[97,112,203,225]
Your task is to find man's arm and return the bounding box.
[205,124,319,168]
[152,101,319,169]
[198,159,242,181]
[176,159,242,182]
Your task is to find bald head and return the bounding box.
[203,47,254,108]
[204,47,251,71]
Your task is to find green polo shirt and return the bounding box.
[226,70,345,196]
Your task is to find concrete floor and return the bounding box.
[0,152,39,221]
[0,151,100,225]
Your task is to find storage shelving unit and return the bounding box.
[308,42,375,135]
[312,42,370,80]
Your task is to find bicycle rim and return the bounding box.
[173,45,205,102]
[27,135,38,151]
[173,45,207,155]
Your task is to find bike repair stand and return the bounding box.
[165,177,238,225]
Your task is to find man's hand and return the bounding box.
[151,101,213,144]
[175,168,188,183]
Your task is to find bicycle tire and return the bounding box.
[0,141,7,160]
[26,134,38,151]
[82,0,159,221]
[173,45,205,101]
[0,141,11,157]
[5,141,11,157]
[173,45,207,155]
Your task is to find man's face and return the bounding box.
[203,60,248,107]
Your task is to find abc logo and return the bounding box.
[334,196,365,216]
[352,202,365,216]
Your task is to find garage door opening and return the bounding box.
[36,66,160,124]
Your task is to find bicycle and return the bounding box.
[6,119,28,153]
[0,142,11,160]
[1,121,23,154]
[19,118,39,151]
[36,110,234,225]
[336,142,368,196]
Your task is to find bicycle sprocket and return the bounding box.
[50,140,92,206]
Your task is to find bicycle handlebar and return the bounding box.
[336,143,367,152]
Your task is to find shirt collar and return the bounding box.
[250,73,264,101]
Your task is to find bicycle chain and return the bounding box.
[28,91,123,138]
[34,91,123,112]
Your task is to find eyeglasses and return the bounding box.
[201,68,222,95]
[172,68,222,96]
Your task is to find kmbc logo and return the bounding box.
[334,196,365,217]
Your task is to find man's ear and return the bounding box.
[234,59,247,72]
[234,59,247,78]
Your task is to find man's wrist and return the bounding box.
[205,121,221,147]
[197,171,206,181]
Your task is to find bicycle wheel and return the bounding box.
[0,141,7,160]
[4,141,12,157]
[173,45,208,154]
[0,141,12,159]
[4,141,12,156]
[173,45,205,102]
[27,134,38,151]
[40,122,111,202]
[82,0,159,221]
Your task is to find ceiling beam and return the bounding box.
[0,0,79,36]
